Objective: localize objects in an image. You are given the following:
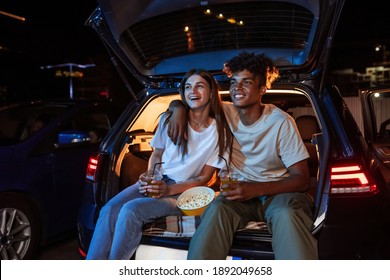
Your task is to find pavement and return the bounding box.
[38,237,80,260]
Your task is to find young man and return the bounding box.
[168,52,318,259]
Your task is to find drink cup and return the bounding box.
[140,169,163,197]
[219,169,239,192]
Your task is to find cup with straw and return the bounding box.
[218,155,239,192]
[140,162,164,197]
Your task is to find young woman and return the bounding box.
[86,69,232,260]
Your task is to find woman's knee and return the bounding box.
[99,201,119,218]
[120,199,143,215]
[119,198,158,221]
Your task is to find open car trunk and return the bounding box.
[112,85,323,259]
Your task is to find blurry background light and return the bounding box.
[227,18,236,24]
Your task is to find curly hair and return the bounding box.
[223,52,279,89]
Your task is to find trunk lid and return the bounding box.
[88,0,344,88]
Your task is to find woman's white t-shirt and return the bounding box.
[223,102,309,182]
[150,115,224,182]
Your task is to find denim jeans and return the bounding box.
[86,177,181,260]
[187,192,317,260]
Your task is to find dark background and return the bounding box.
[0,0,115,101]
[0,0,389,101]
[329,0,390,71]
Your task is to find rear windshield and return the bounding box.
[122,1,314,68]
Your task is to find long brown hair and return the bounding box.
[165,68,233,158]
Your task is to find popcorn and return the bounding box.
[177,190,213,209]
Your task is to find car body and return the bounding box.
[0,98,118,259]
[77,0,390,259]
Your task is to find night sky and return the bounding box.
[330,0,390,71]
[0,0,112,100]
[1,0,100,65]
[1,0,389,100]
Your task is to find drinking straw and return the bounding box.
[218,155,231,181]
[153,162,165,174]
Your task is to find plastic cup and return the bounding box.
[219,169,239,192]
[140,169,163,197]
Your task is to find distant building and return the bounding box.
[330,64,390,134]
[330,65,390,96]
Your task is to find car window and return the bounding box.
[370,91,390,140]
[0,109,22,144]
[0,104,68,145]
[121,2,314,70]
[72,110,111,133]
[29,105,112,155]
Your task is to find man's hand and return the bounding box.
[220,181,260,201]
[220,160,310,201]
[167,100,187,145]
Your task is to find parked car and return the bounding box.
[77,0,390,259]
[0,98,119,259]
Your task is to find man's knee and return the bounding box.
[200,198,224,219]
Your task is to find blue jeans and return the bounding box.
[86,178,181,260]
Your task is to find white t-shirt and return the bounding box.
[223,102,309,182]
[150,115,224,182]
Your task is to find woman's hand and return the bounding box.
[137,171,147,195]
[146,180,170,198]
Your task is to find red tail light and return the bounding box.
[330,164,378,195]
[86,154,100,182]
[78,247,87,258]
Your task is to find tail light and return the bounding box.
[330,163,378,195]
[78,247,87,258]
[86,153,100,182]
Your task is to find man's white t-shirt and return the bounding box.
[223,102,309,182]
[150,115,224,182]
